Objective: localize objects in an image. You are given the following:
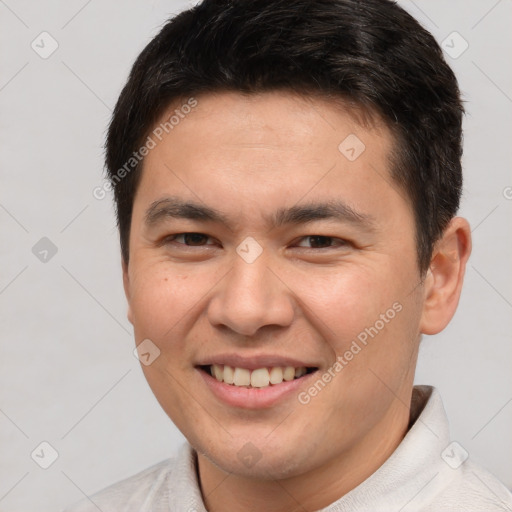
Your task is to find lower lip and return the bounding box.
[197,368,318,409]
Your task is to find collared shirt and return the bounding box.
[64,386,512,511]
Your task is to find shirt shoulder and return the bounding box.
[425,458,512,511]
[62,457,175,512]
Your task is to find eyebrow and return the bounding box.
[144,196,375,231]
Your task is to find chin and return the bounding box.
[196,434,316,480]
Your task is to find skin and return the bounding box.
[122,91,471,512]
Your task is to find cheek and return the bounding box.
[128,261,203,342]
[294,266,395,342]
[294,258,421,365]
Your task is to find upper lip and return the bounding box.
[195,353,320,371]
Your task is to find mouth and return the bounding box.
[195,355,321,409]
[198,364,318,389]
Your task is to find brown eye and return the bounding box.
[296,236,348,249]
[167,233,214,246]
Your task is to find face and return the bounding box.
[123,91,427,480]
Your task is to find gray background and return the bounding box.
[0,1,511,511]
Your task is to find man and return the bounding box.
[65,0,512,510]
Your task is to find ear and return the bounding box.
[122,256,134,325]
[419,217,472,335]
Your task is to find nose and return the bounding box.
[206,251,295,337]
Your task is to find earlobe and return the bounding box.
[419,217,472,335]
[122,257,134,325]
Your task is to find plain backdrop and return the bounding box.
[0,1,511,511]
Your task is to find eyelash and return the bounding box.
[163,233,349,250]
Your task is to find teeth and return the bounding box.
[269,367,283,384]
[213,364,223,381]
[223,365,234,384]
[233,367,251,386]
[295,367,306,378]
[283,366,295,381]
[208,364,310,388]
[251,368,270,388]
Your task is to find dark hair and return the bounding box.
[106,0,464,274]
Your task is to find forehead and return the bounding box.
[134,90,409,228]
[143,90,393,177]
[155,90,386,144]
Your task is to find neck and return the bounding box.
[197,395,413,512]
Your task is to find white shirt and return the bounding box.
[63,386,512,511]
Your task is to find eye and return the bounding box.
[162,233,349,250]
[164,232,216,246]
[294,235,349,249]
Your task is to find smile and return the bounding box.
[202,364,317,388]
